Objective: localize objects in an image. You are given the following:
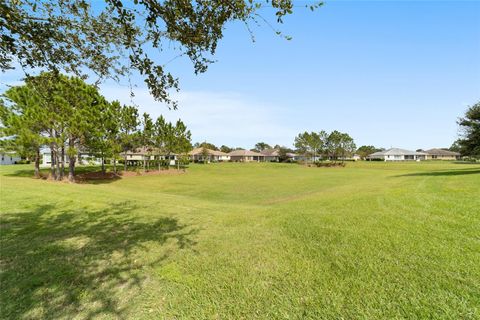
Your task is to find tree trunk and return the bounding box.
[101,156,105,175]
[113,158,117,174]
[50,143,56,180]
[68,155,76,182]
[158,155,161,171]
[34,148,40,179]
[177,157,180,171]
[55,151,61,180]
[60,145,65,180]
[124,151,127,172]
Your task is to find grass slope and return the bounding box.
[1,162,479,319]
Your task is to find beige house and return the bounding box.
[122,147,177,166]
[228,149,265,162]
[260,149,280,162]
[189,148,230,162]
[424,148,460,160]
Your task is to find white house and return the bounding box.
[0,152,21,165]
[367,148,427,161]
[41,151,103,167]
[286,153,307,162]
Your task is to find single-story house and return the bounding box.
[367,148,427,161]
[0,152,21,165]
[228,149,265,162]
[121,147,177,166]
[339,154,361,161]
[41,151,103,167]
[286,153,307,162]
[189,148,230,162]
[260,149,280,162]
[424,148,460,160]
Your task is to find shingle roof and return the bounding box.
[130,147,160,155]
[384,148,425,155]
[260,148,279,156]
[228,149,264,157]
[424,148,460,156]
[189,148,229,156]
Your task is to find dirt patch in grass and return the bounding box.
[74,169,186,182]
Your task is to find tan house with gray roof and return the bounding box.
[189,148,230,162]
[260,149,280,162]
[424,149,460,160]
[228,149,265,162]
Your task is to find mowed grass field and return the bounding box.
[1,161,479,319]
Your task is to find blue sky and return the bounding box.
[3,1,480,150]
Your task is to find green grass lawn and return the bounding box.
[1,161,479,319]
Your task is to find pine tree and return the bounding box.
[172,120,192,170]
[119,105,140,172]
[0,86,46,178]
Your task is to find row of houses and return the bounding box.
[183,147,461,163]
[189,148,302,162]
[39,147,304,166]
[40,148,178,167]
[1,147,461,166]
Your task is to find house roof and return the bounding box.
[424,148,460,156]
[260,148,279,156]
[128,147,157,155]
[228,149,264,157]
[189,148,229,156]
[367,148,427,157]
[126,147,177,155]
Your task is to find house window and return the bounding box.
[432,155,437,159]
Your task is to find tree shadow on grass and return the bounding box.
[0,201,197,319]
[2,168,43,178]
[393,167,480,177]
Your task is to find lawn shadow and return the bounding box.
[393,167,480,177]
[2,168,44,178]
[3,168,123,184]
[0,201,197,319]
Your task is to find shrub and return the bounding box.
[314,162,346,168]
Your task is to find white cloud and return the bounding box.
[100,85,297,148]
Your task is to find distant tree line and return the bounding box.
[0,72,192,181]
